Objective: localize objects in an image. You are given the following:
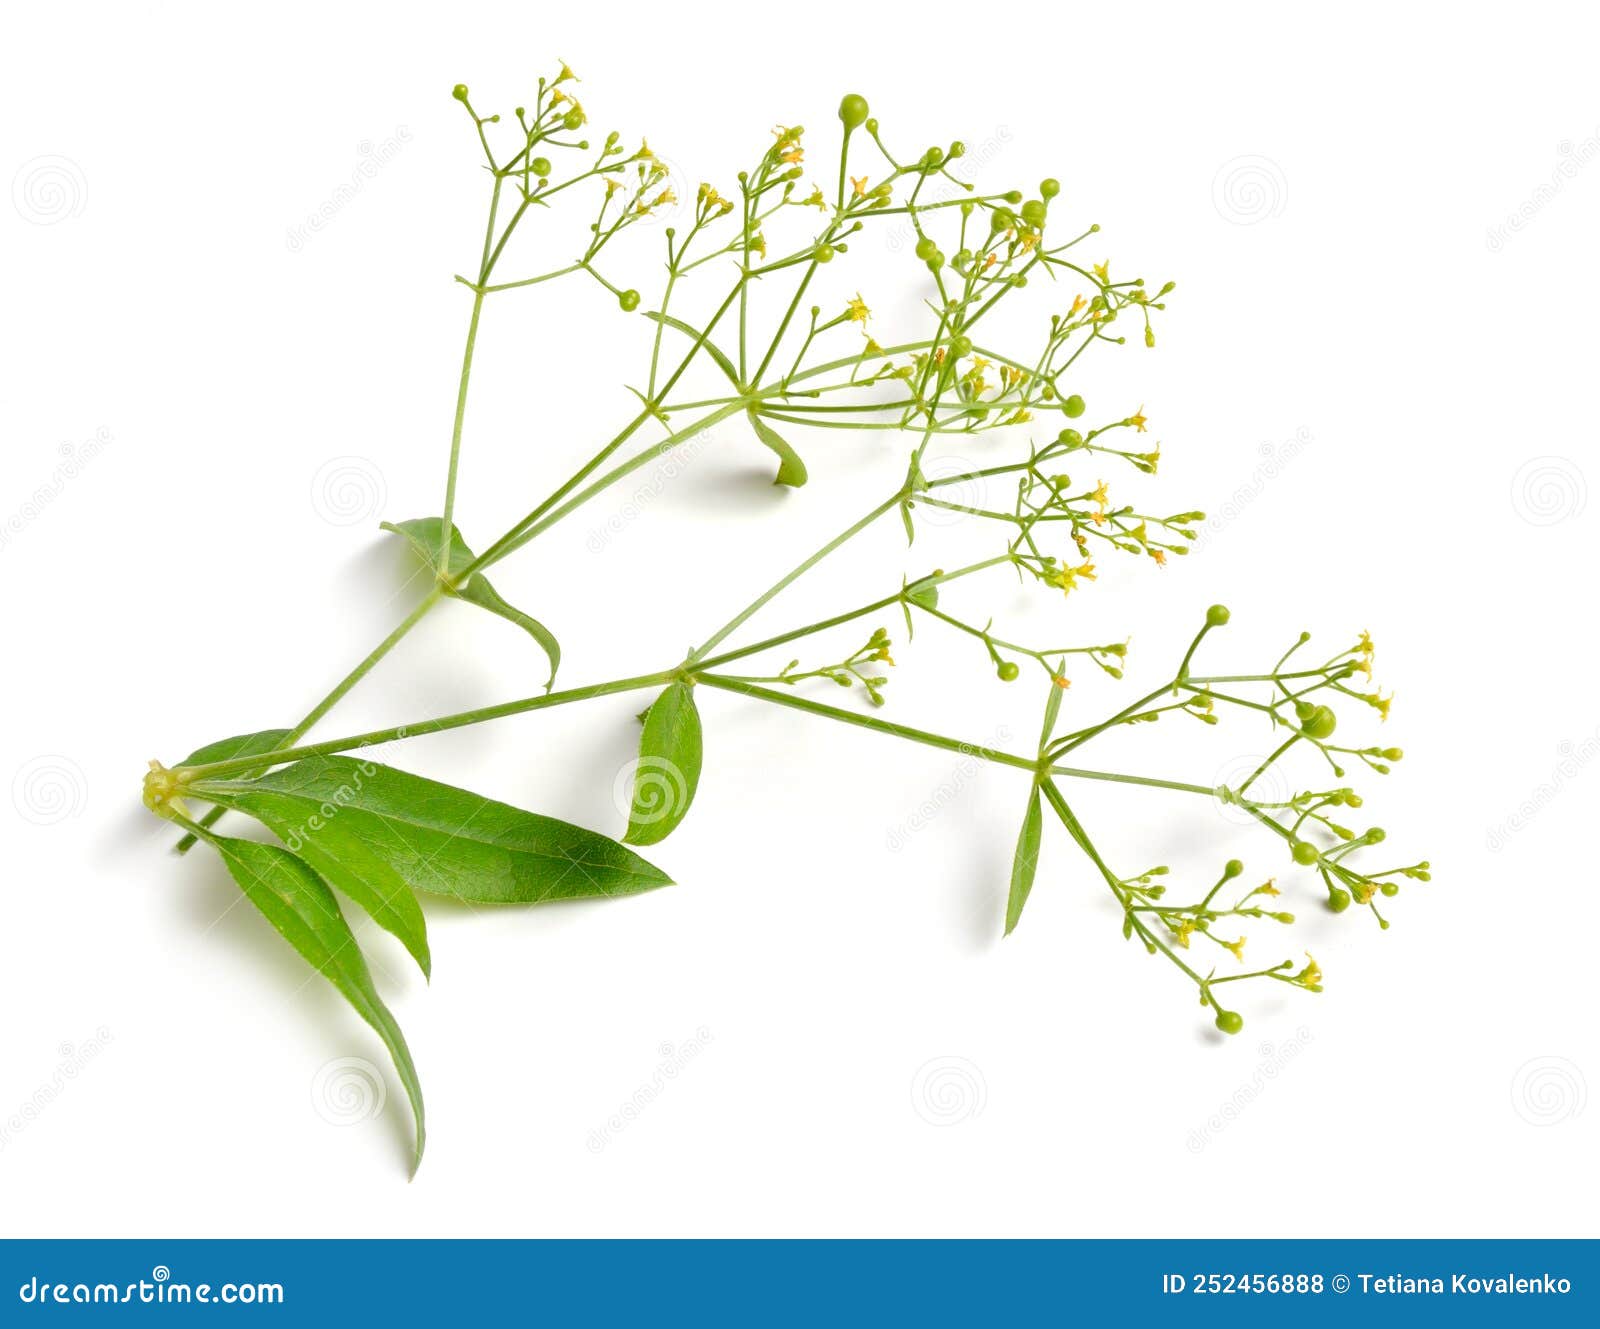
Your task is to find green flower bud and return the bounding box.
[1215,1010,1244,1035]
[1206,604,1231,627]
[451,84,470,102]
[997,661,1020,682]
[838,93,870,130]
[1040,177,1061,199]
[1223,858,1243,878]
[1063,394,1086,418]
[618,289,641,312]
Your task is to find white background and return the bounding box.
[2,1,1595,1237]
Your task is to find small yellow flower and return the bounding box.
[1093,260,1110,282]
[1297,953,1324,990]
[1257,880,1280,897]
[1128,405,1148,433]
[1046,559,1098,596]
[555,61,579,85]
[1358,630,1375,657]
[851,175,869,198]
[1224,936,1247,962]
[1150,547,1167,567]
[1090,480,1109,507]
[1052,674,1072,689]
[1069,294,1087,317]
[846,294,870,323]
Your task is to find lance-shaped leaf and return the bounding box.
[383,517,560,689]
[171,728,293,853]
[1004,785,1044,936]
[204,832,425,1172]
[194,756,672,905]
[748,409,808,488]
[624,682,703,846]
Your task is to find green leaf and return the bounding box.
[178,728,294,779]
[624,682,703,846]
[171,729,294,853]
[196,756,673,905]
[1038,658,1067,747]
[747,409,808,488]
[204,832,425,1172]
[382,517,560,689]
[1004,785,1044,936]
[642,311,742,388]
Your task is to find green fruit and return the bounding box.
[990,207,1016,233]
[1299,705,1337,741]
[1020,199,1047,227]
[1291,839,1319,866]
[1327,887,1352,913]
[949,335,973,358]
[1215,1011,1244,1035]
[997,661,1020,682]
[1040,177,1061,199]
[531,157,552,177]
[814,245,835,264]
[1206,604,1231,627]
[1223,858,1243,878]
[619,289,641,312]
[1063,394,1086,418]
[451,84,470,102]
[563,109,583,130]
[915,236,938,262]
[838,93,869,130]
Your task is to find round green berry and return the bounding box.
[990,207,1016,233]
[1058,428,1084,448]
[1206,604,1231,627]
[915,236,938,262]
[451,84,470,102]
[531,156,552,177]
[1223,858,1243,878]
[563,109,583,130]
[1299,705,1338,741]
[1020,199,1047,228]
[1291,839,1320,866]
[1380,882,1399,897]
[838,93,869,130]
[1040,177,1061,200]
[949,334,973,358]
[1215,1010,1244,1036]
[814,244,835,264]
[618,289,641,312]
[1063,394,1086,418]
[997,661,1020,682]
[1327,887,1352,913]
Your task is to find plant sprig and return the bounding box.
[147,64,1427,1171]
